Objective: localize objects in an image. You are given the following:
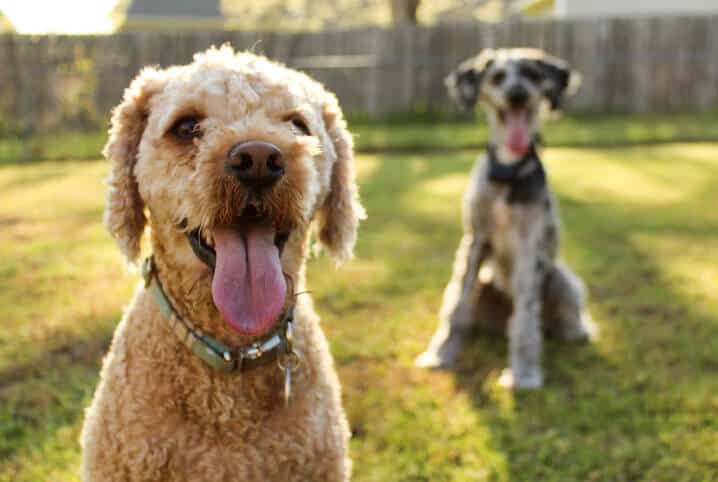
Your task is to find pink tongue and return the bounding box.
[505,110,531,156]
[211,224,287,337]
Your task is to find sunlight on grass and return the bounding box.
[0,160,134,371]
[548,148,685,205]
[549,143,718,206]
[416,173,470,218]
[355,154,380,181]
[632,234,717,309]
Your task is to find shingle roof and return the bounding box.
[126,0,222,19]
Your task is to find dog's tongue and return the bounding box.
[211,224,286,337]
[505,110,531,156]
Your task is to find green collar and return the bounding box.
[141,256,296,374]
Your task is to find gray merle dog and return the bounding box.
[415,48,597,389]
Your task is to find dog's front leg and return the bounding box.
[499,252,544,389]
[416,164,491,369]
[416,224,489,368]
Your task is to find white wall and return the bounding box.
[555,0,718,18]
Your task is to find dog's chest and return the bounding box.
[491,197,513,233]
[489,195,518,257]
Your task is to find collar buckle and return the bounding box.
[243,343,264,360]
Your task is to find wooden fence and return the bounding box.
[1,15,718,135]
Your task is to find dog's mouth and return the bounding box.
[498,107,533,156]
[185,206,291,337]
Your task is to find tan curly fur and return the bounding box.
[103,67,166,264]
[317,100,366,262]
[81,46,364,482]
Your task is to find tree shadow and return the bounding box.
[0,322,111,391]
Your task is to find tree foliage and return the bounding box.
[220,0,500,30]
[0,11,15,32]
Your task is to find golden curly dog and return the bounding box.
[80,46,365,482]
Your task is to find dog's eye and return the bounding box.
[490,70,506,86]
[287,116,311,136]
[170,116,202,141]
[292,119,310,135]
[292,118,311,136]
[519,65,544,83]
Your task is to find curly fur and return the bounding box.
[317,99,367,263]
[81,46,364,481]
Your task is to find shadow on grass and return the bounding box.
[0,315,115,467]
[0,326,111,392]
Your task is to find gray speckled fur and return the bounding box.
[415,157,595,388]
[416,49,596,389]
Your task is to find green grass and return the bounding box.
[1,124,718,480]
[353,111,718,153]
[3,111,718,164]
[0,131,109,165]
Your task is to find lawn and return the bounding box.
[1,123,717,481]
[3,111,718,164]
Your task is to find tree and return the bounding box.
[0,12,15,32]
[390,0,420,25]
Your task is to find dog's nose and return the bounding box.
[226,141,284,189]
[507,85,529,108]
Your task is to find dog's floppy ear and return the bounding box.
[445,49,495,111]
[103,67,165,265]
[535,54,581,111]
[316,93,366,263]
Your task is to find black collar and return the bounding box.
[487,142,546,204]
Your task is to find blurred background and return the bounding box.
[1,2,717,481]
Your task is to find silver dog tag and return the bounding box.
[284,366,292,407]
[278,347,300,408]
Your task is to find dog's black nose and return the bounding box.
[226,141,284,189]
[507,85,529,108]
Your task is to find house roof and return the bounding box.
[126,0,222,19]
[516,0,554,16]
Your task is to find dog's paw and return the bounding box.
[581,314,599,341]
[498,368,543,390]
[415,328,466,369]
[561,313,599,343]
[414,350,454,369]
